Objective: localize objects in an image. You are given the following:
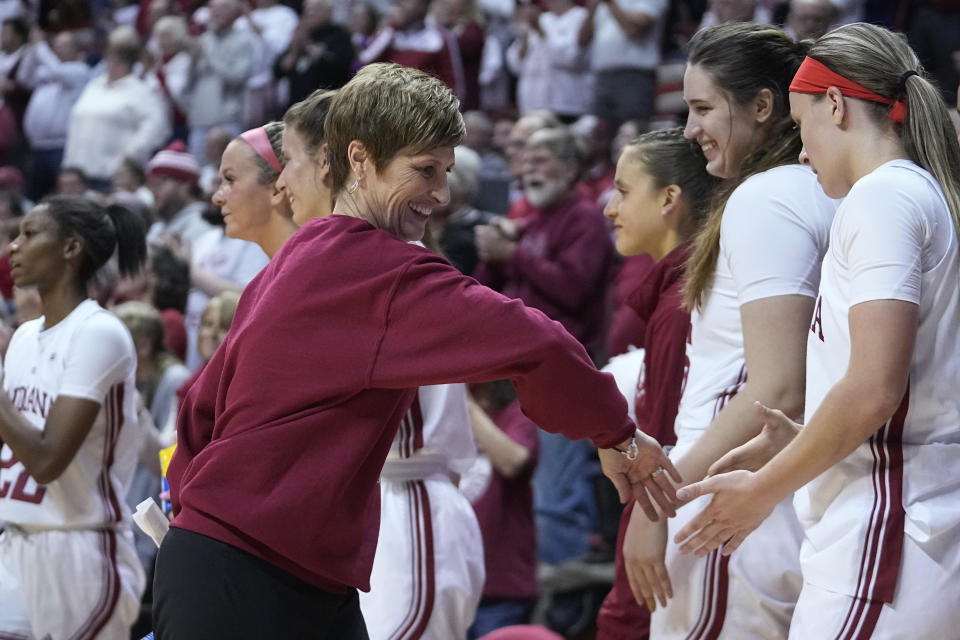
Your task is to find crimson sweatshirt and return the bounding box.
[596,244,690,640]
[167,215,634,593]
[474,195,614,357]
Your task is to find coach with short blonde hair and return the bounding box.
[154,62,679,639]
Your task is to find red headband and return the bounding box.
[789,56,907,123]
[240,127,282,172]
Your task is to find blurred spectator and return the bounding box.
[468,380,540,639]
[274,0,354,108]
[0,164,30,211]
[234,0,297,127]
[198,127,231,197]
[475,126,614,360]
[610,118,643,163]
[147,15,191,143]
[114,300,191,568]
[570,115,615,205]
[477,19,509,110]
[348,2,379,62]
[112,156,155,207]
[698,0,771,28]
[464,110,510,181]
[0,1,36,23]
[432,0,486,111]
[110,0,141,28]
[55,165,90,196]
[144,141,212,245]
[783,0,836,40]
[429,145,492,275]
[0,187,20,220]
[134,0,189,36]
[504,111,561,214]
[62,25,170,188]
[909,0,960,107]
[20,29,90,200]
[358,0,465,97]
[181,211,267,369]
[829,0,865,25]
[507,0,591,119]
[491,112,516,156]
[578,0,667,131]
[0,17,30,133]
[185,0,256,160]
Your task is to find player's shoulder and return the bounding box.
[69,302,134,348]
[727,164,834,230]
[735,164,819,201]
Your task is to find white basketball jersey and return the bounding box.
[796,159,960,601]
[0,299,139,529]
[385,383,477,477]
[674,165,838,450]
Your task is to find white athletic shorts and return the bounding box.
[359,476,485,640]
[790,528,960,639]
[0,526,145,640]
[650,495,803,640]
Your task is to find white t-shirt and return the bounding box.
[590,0,667,72]
[673,165,838,454]
[0,300,139,529]
[184,227,269,370]
[602,348,646,423]
[796,159,960,601]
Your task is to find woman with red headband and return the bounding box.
[628,22,840,640]
[212,121,297,259]
[676,23,960,638]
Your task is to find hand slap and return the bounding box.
[673,470,775,557]
[599,434,682,521]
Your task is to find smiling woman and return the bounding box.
[637,23,841,640]
[676,23,960,640]
[153,62,680,639]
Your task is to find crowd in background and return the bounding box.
[0,0,959,638]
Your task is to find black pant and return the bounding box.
[153,527,369,640]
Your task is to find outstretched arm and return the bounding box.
[674,299,917,556]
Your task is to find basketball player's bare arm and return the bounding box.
[670,295,813,492]
[0,383,101,484]
[673,299,917,557]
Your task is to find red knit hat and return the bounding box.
[147,141,201,184]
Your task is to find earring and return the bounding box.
[347,178,360,194]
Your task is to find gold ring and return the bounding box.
[650,467,664,480]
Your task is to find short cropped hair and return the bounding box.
[326,63,464,195]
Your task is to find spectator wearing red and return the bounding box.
[357,0,465,99]
[468,381,541,638]
[475,126,613,362]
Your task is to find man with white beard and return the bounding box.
[474,126,613,362]
[473,127,616,608]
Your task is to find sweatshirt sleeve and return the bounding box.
[634,302,685,447]
[370,255,634,449]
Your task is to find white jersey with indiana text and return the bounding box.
[673,164,838,451]
[0,299,139,529]
[796,159,960,603]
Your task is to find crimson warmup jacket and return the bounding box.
[168,215,634,593]
[596,243,690,640]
